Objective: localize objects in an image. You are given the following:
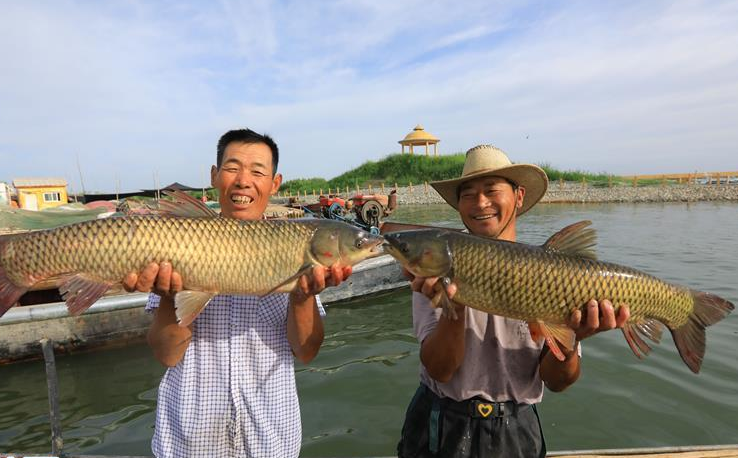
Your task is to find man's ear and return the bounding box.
[271,173,283,195]
[210,165,218,187]
[516,186,526,209]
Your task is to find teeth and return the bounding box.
[232,195,253,204]
[473,214,496,220]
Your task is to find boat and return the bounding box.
[0,254,406,364]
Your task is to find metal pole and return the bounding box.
[40,338,64,456]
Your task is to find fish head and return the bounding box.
[310,221,384,267]
[383,229,452,277]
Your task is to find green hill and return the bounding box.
[280,153,616,194]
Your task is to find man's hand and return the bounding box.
[123,262,183,298]
[291,264,352,301]
[568,299,630,341]
[404,268,462,316]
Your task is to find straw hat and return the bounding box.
[431,145,548,215]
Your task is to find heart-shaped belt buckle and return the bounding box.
[477,403,493,418]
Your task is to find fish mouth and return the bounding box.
[366,238,385,257]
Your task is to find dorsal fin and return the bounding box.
[541,220,597,260]
[155,190,218,218]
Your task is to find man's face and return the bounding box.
[457,176,525,240]
[211,141,282,220]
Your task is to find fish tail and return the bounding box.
[671,290,734,374]
[0,237,29,317]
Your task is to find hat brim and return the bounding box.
[430,164,548,215]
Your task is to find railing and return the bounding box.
[619,171,738,187]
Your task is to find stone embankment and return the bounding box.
[274,183,738,207]
[385,183,738,205]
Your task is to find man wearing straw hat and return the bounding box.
[397,145,630,458]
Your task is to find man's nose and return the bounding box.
[473,192,489,208]
[234,171,252,188]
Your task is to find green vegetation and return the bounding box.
[280,153,621,194]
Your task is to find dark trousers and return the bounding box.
[397,384,546,458]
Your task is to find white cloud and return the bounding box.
[1,0,736,191]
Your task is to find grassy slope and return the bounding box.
[280,153,618,193]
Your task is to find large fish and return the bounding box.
[383,221,734,373]
[0,192,384,326]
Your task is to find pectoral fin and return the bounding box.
[433,277,459,320]
[175,290,217,327]
[528,320,576,361]
[60,274,113,315]
[264,264,314,296]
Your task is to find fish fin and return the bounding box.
[528,321,576,361]
[621,317,665,359]
[434,277,459,320]
[264,264,315,296]
[59,274,113,315]
[671,290,734,374]
[0,259,29,317]
[174,290,217,327]
[155,190,218,218]
[541,221,597,260]
[622,323,650,359]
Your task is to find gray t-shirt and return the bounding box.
[413,291,547,404]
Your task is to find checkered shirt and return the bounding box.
[146,293,325,458]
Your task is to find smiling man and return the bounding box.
[396,145,630,458]
[123,129,349,458]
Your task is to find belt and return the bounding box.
[422,384,529,419]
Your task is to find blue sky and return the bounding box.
[1,0,736,193]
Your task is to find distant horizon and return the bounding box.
[4,150,737,195]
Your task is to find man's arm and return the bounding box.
[123,262,191,367]
[409,272,465,383]
[287,264,351,364]
[540,299,630,392]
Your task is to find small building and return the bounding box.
[12,178,69,211]
[399,124,440,157]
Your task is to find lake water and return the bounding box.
[1,202,737,456]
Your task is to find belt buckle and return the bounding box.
[476,402,494,418]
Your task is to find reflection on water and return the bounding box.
[1,202,737,456]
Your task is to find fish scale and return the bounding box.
[0,198,383,326]
[3,217,314,294]
[383,221,733,373]
[450,234,693,328]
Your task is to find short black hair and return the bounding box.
[216,129,279,175]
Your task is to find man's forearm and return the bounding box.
[287,293,324,364]
[420,312,466,383]
[147,296,192,367]
[539,343,580,392]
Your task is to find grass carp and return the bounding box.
[383,221,734,373]
[0,192,383,326]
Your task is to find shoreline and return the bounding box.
[351,183,738,206]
